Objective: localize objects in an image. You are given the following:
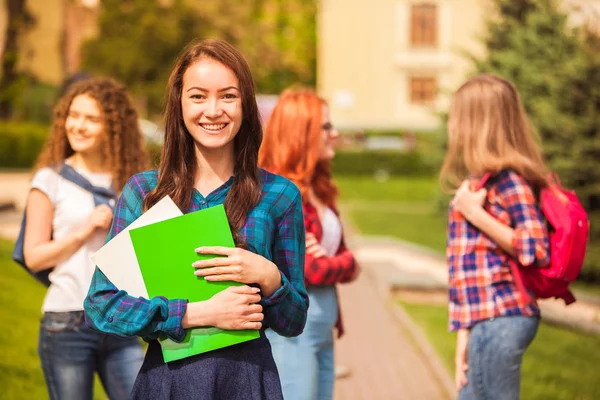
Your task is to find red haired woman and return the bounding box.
[259,89,360,400]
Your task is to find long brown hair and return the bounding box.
[143,39,263,245]
[259,88,338,207]
[34,77,148,191]
[440,74,549,192]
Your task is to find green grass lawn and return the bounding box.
[401,301,600,400]
[336,175,447,253]
[0,239,107,400]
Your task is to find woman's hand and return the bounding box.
[306,232,327,258]
[453,180,487,222]
[182,285,263,330]
[79,204,113,240]
[455,329,470,392]
[193,247,282,297]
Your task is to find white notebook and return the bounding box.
[91,196,183,298]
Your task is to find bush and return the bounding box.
[0,121,49,168]
[332,150,436,177]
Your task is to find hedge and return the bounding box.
[332,150,436,177]
[0,122,49,168]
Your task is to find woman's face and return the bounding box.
[181,58,243,153]
[318,105,338,160]
[65,94,105,155]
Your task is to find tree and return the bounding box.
[474,0,600,280]
[82,0,318,116]
[189,0,317,94]
[82,0,207,116]
[0,0,35,119]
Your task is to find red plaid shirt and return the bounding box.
[447,169,550,331]
[303,203,358,285]
[303,202,358,336]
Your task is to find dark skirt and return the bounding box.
[132,335,283,400]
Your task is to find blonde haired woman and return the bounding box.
[441,74,550,400]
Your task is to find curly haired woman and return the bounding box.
[23,77,148,400]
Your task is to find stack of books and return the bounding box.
[91,197,259,362]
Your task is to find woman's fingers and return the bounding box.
[229,285,260,295]
[307,244,327,258]
[194,265,242,277]
[246,303,263,314]
[244,321,263,330]
[193,257,231,268]
[305,236,318,247]
[195,246,235,256]
[244,294,262,305]
[246,312,264,322]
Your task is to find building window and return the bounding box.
[410,3,437,48]
[410,77,437,105]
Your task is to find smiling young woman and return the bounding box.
[84,39,309,400]
[23,77,148,400]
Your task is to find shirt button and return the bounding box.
[201,200,206,205]
[108,316,114,323]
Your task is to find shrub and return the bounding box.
[0,121,49,168]
[332,150,435,177]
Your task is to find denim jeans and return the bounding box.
[38,311,144,400]
[267,285,338,400]
[458,315,540,400]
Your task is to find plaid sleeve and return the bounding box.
[304,235,357,285]
[498,171,550,267]
[261,190,309,337]
[84,175,188,342]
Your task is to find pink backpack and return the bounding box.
[479,173,589,305]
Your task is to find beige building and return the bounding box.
[317,0,600,132]
[0,0,99,85]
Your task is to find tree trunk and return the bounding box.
[0,0,34,119]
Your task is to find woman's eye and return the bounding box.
[191,94,205,100]
[223,93,238,100]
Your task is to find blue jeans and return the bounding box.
[459,315,540,400]
[38,311,144,400]
[267,285,338,400]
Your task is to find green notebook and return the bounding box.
[128,204,260,363]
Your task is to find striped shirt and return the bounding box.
[84,169,308,342]
[447,169,550,331]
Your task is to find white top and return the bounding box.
[31,166,112,312]
[320,207,342,257]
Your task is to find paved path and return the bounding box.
[333,259,452,400]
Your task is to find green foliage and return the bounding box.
[82,0,205,115]
[0,121,49,168]
[82,0,317,116]
[332,150,435,177]
[192,0,317,94]
[475,0,600,280]
[11,81,59,124]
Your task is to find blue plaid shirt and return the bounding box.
[84,169,308,342]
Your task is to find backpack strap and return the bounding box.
[58,163,117,208]
[12,163,117,286]
[475,172,491,191]
[475,172,536,303]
